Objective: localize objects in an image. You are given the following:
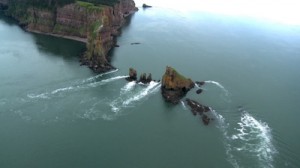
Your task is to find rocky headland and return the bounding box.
[0,0,137,73]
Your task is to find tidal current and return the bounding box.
[1,1,300,167]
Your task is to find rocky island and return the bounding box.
[161,66,195,104]
[0,0,137,72]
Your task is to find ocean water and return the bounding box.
[1,1,300,167]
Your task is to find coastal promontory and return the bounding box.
[0,0,137,72]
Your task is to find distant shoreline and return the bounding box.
[28,30,87,43]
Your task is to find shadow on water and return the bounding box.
[107,13,136,63]
[32,33,86,60]
[0,13,86,61]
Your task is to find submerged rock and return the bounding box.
[126,68,137,81]
[196,89,203,94]
[186,98,210,115]
[142,4,152,8]
[161,66,194,104]
[131,42,141,45]
[195,81,205,86]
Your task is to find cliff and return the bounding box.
[1,0,137,72]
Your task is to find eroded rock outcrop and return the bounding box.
[126,68,137,81]
[161,66,194,104]
[139,73,152,84]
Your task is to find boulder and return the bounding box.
[196,89,203,94]
[161,66,194,104]
[125,68,137,81]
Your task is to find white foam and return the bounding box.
[27,93,49,99]
[51,86,75,94]
[205,80,229,96]
[121,81,136,94]
[83,69,119,83]
[220,112,277,168]
[27,75,127,100]
[109,81,161,113]
[88,75,128,88]
[181,100,187,110]
[122,81,160,106]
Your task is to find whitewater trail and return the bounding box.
[27,75,128,100]
[110,81,161,113]
[211,108,277,168]
[204,80,229,96]
[120,81,136,94]
[82,69,119,84]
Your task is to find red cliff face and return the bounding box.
[83,0,138,72]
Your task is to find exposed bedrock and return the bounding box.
[161,66,195,104]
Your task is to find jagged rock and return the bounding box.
[139,73,152,84]
[196,89,203,94]
[161,66,195,104]
[195,81,205,86]
[139,73,147,83]
[126,68,137,81]
[142,4,152,8]
[146,73,152,83]
[186,98,210,115]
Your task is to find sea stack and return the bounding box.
[161,66,195,104]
